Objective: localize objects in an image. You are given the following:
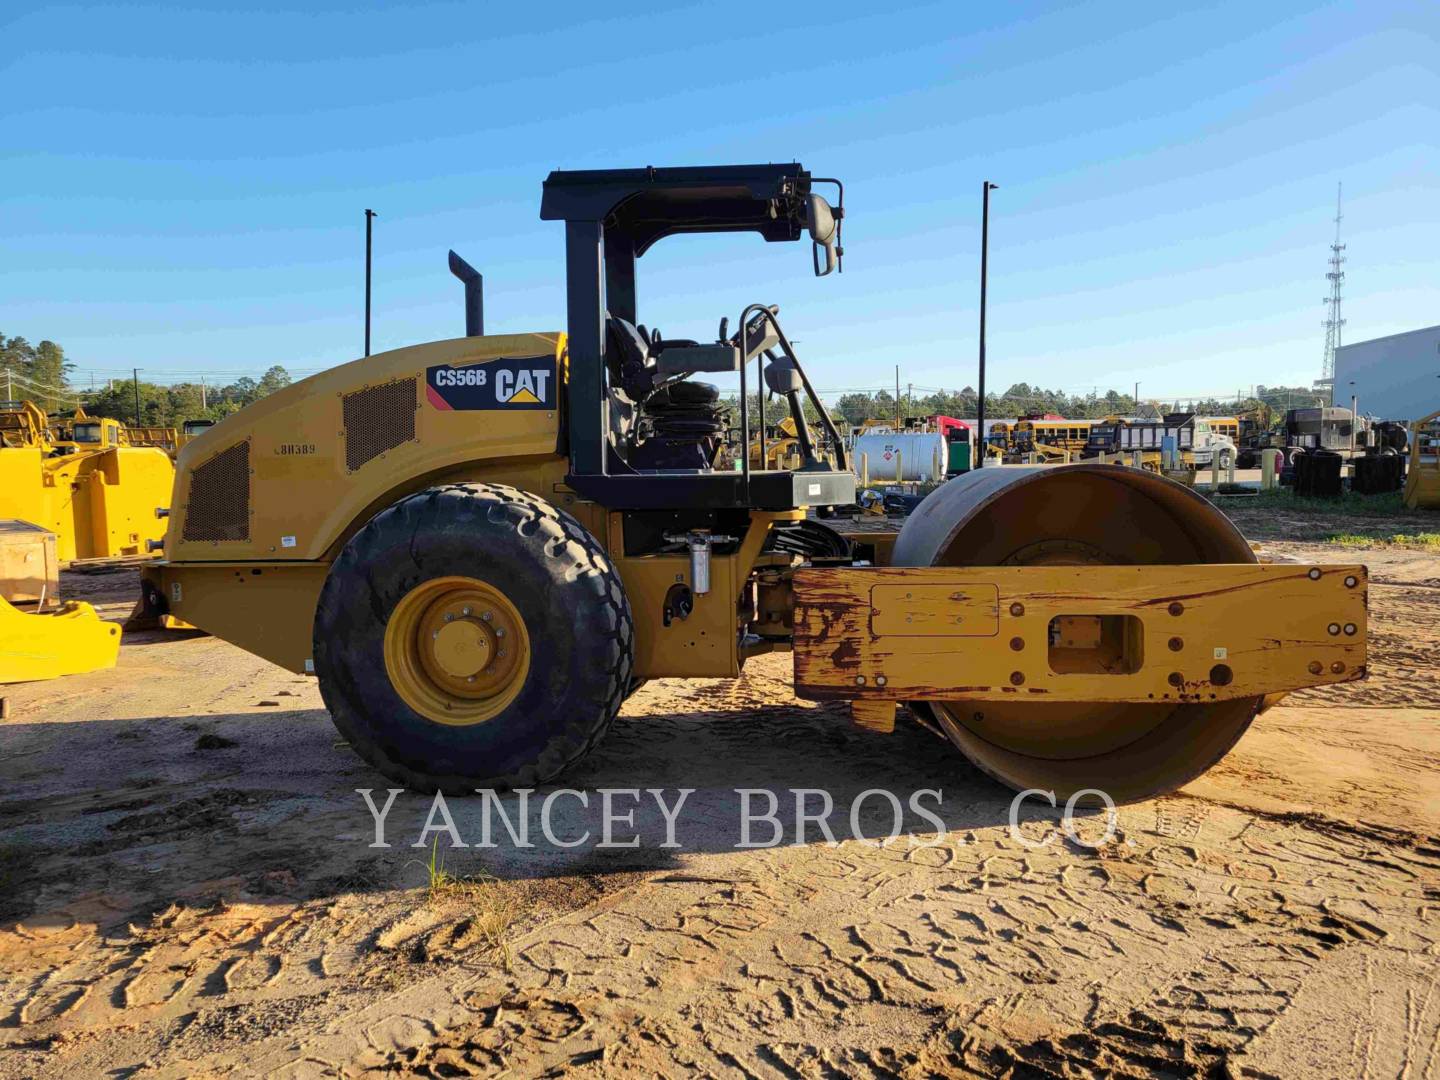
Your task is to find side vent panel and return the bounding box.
[342,377,417,472]
[183,439,251,542]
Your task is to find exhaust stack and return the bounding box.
[447,250,484,337]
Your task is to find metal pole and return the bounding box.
[978,181,996,467]
[132,368,142,426]
[364,209,376,357]
[1350,386,1357,452]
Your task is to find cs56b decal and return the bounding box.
[425,355,555,411]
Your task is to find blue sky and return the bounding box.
[2,0,1436,403]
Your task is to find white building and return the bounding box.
[1333,324,1440,421]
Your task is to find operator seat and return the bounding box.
[603,314,727,472]
[605,315,655,403]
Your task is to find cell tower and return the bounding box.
[1318,182,1345,402]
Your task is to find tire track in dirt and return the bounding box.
[2,546,1439,1077]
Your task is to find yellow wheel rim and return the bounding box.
[383,576,531,726]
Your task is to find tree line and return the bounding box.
[725,382,1329,430]
[5,329,1330,432]
[2,330,294,426]
[80,366,295,427]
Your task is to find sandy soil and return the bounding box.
[1,528,1438,1078]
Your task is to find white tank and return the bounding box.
[852,432,948,482]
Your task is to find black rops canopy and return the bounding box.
[540,163,812,255]
[541,162,840,508]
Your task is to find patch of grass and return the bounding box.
[1226,489,1410,518]
[1323,531,1440,550]
[412,839,518,962]
[420,836,456,895]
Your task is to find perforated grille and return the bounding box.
[183,440,251,542]
[343,377,417,471]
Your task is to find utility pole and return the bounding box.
[894,365,901,425]
[364,208,377,357]
[132,368,142,426]
[977,180,998,467]
[200,376,207,410]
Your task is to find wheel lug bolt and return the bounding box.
[495,627,506,638]
[444,613,454,622]
[481,611,492,621]
[462,606,472,616]
[497,649,506,658]
[467,676,475,683]
[432,630,440,639]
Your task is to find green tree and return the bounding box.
[833,392,877,425]
[258,365,292,395]
[30,341,72,412]
[0,333,75,412]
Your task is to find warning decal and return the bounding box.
[425,355,555,411]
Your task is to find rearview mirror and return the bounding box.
[806,194,839,277]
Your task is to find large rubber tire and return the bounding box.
[313,483,634,793]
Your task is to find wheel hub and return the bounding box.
[431,618,493,679]
[383,577,531,726]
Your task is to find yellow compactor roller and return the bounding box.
[132,165,1367,801]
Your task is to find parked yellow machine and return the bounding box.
[1,400,54,449]
[125,419,218,459]
[131,164,1367,802]
[1403,409,1440,511]
[0,401,174,562]
[749,416,803,470]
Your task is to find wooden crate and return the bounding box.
[0,519,59,605]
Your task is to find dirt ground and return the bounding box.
[2,519,1438,1078]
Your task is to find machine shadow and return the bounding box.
[0,693,1046,921]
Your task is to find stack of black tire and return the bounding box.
[1292,448,1343,497]
[1351,451,1404,495]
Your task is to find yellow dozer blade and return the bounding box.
[0,596,122,683]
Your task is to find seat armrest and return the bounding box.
[655,344,742,374]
